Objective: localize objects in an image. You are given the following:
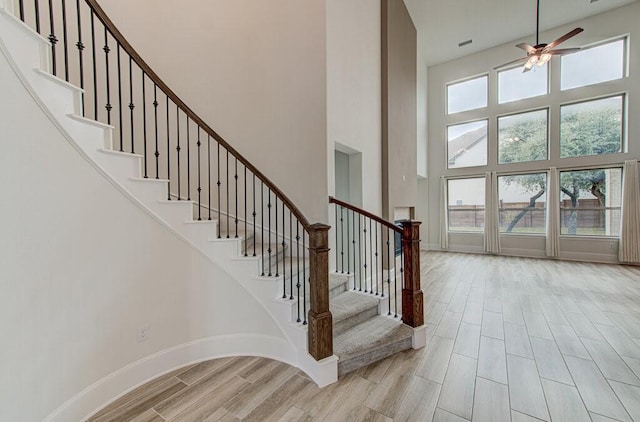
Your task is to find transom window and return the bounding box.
[561,38,626,91]
[498,64,548,104]
[447,75,488,114]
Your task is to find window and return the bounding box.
[447,75,488,114]
[498,64,548,104]
[498,174,547,234]
[560,96,623,158]
[561,38,626,90]
[498,109,548,164]
[448,178,485,232]
[559,168,622,236]
[447,120,488,169]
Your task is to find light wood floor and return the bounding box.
[88,252,640,422]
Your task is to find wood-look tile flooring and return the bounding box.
[88,252,640,421]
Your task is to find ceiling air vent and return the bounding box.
[458,39,473,47]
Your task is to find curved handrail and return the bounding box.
[85,0,311,230]
[329,196,401,233]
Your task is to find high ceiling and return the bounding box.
[404,0,639,66]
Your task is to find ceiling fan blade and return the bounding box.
[516,43,536,53]
[494,56,528,70]
[547,48,581,56]
[543,27,584,51]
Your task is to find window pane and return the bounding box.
[498,174,547,234]
[560,96,623,158]
[448,120,488,169]
[448,178,485,232]
[498,64,548,104]
[498,109,548,164]
[561,39,625,90]
[559,168,622,236]
[447,76,488,114]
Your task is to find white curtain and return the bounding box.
[546,167,560,257]
[440,176,449,249]
[484,172,500,254]
[619,160,640,263]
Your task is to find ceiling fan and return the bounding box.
[495,0,584,72]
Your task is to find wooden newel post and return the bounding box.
[307,223,333,360]
[401,220,424,328]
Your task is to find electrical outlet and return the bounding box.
[136,324,150,343]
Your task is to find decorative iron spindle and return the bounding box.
[34,0,41,32]
[275,196,278,277]
[90,11,97,119]
[252,174,256,255]
[281,201,286,278]
[358,214,362,291]
[268,189,272,276]
[346,208,350,274]
[302,231,307,325]
[75,0,84,115]
[226,150,230,237]
[352,209,356,282]
[208,135,211,220]
[369,218,373,294]
[128,56,135,153]
[103,28,111,124]
[295,221,301,322]
[165,96,170,196]
[217,143,221,236]
[375,222,379,296]
[60,0,69,81]
[186,117,191,200]
[363,218,367,292]
[261,181,265,276]
[244,166,247,256]
[142,73,148,177]
[116,44,123,151]
[196,128,201,220]
[340,206,344,273]
[47,0,58,76]
[334,205,338,271]
[19,0,24,21]
[175,107,181,199]
[152,83,159,179]
[234,158,238,237]
[289,211,293,299]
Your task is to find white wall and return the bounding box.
[0,45,291,421]
[98,0,328,224]
[326,0,382,215]
[425,2,640,262]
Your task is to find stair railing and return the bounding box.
[11,0,332,360]
[329,197,424,327]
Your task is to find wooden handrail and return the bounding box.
[329,196,401,233]
[86,0,311,230]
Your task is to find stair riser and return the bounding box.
[123,179,168,206]
[152,201,194,227]
[338,336,412,376]
[181,222,218,247]
[334,304,379,337]
[93,152,142,182]
[64,116,113,153]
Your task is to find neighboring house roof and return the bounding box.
[447,125,487,165]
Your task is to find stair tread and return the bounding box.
[334,315,412,360]
[330,291,379,323]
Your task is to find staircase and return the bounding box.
[0,1,425,419]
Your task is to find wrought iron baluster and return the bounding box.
[261,181,265,276]
[142,72,148,177]
[289,211,293,299]
[234,158,238,237]
[363,217,367,292]
[165,96,170,196]
[358,214,362,291]
[217,143,221,236]
[152,83,159,179]
[302,230,307,325]
[295,221,300,322]
[375,222,379,296]
[176,106,181,200]
[186,118,191,200]
[352,209,356,285]
[369,218,373,294]
[90,11,97,119]
[47,0,58,76]
[268,189,272,276]
[19,0,24,21]
[103,27,111,124]
[128,56,135,153]
[226,150,230,237]
[75,0,84,115]
[334,205,338,272]
[196,128,201,220]
[244,166,247,256]
[61,0,69,81]
[385,228,390,301]
[207,135,211,220]
[282,201,286,280]
[34,0,41,32]
[275,196,279,277]
[252,174,256,255]
[116,44,123,151]
[346,208,350,274]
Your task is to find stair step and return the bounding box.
[329,273,349,299]
[331,291,379,336]
[334,316,413,376]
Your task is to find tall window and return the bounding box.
[560,95,624,158]
[559,168,622,236]
[447,75,488,114]
[498,174,547,234]
[498,109,548,164]
[561,38,626,91]
[498,64,548,104]
[447,120,488,169]
[448,178,485,232]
